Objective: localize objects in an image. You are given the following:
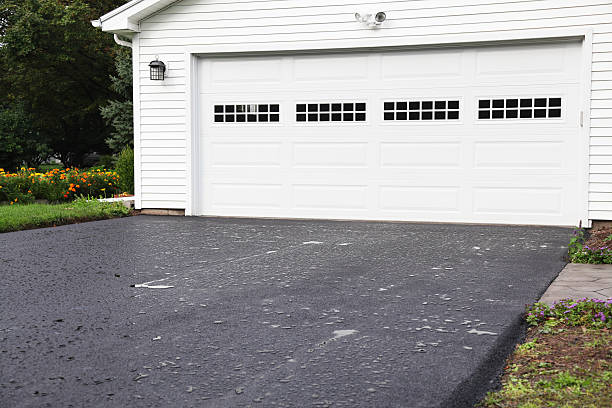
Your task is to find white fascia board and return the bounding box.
[93,0,176,34]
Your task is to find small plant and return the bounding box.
[115,146,134,194]
[526,298,612,329]
[567,227,612,264]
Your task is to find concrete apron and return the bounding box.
[539,263,612,304]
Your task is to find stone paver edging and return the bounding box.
[539,263,612,304]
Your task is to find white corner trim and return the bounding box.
[185,53,199,216]
[132,34,142,210]
[580,29,594,228]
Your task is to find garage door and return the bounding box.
[197,41,584,225]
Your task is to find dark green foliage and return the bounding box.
[0,0,129,167]
[0,103,51,170]
[100,47,133,153]
[96,154,116,170]
[115,146,134,193]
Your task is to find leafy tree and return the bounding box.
[100,46,133,153]
[0,103,51,170]
[0,0,128,167]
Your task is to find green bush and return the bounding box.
[115,146,134,194]
[96,155,116,170]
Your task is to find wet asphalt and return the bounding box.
[0,216,571,407]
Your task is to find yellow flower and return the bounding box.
[101,188,106,191]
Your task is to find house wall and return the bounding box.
[134,0,612,221]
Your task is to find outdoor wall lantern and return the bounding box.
[149,58,166,81]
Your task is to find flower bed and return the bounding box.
[568,228,612,264]
[0,167,122,204]
[478,299,611,407]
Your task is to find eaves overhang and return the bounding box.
[91,0,178,35]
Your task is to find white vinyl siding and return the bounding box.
[134,0,612,221]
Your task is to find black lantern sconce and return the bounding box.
[149,58,166,81]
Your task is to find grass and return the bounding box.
[478,300,612,408]
[0,198,132,233]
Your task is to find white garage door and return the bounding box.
[197,41,584,225]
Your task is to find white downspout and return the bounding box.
[113,34,132,48]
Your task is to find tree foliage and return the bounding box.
[100,46,133,153]
[0,0,129,167]
[0,102,51,170]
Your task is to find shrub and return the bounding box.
[526,298,612,329]
[96,155,116,170]
[115,146,134,194]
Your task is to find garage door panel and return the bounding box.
[209,142,283,167]
[292,142,369,168]
[380,142,462,168]
[379,186,461,213]
[381,50,465,80]
[292,185,368,210]
[292,55,370,81]
[475,42,581,82]
[209,183,284,209]
[473,187,564,216]
[473,141,565,169]
[198,41,584,225]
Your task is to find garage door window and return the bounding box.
[383,100,460,121]
[296,103,367,122]
[214,104,280,123]
[478,98,562,120]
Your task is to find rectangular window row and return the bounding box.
[213,98,563,123]
[384,100,460,121]
[214,104,280,123]
[296,103,367,122]
[478,98,562,120]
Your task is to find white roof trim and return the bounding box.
[92,0,178,34]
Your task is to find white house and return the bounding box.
[93,0,612,227]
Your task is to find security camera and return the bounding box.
[355,11,387,27]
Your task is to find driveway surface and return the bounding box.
[0,216,571,407]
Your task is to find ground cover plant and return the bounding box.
[0,167,122,204]
[479,298,612,408]
[568,227,612,264]
[0,198,131,233]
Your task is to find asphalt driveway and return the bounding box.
[0,216,571,407]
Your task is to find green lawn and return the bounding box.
[0,199,131,233]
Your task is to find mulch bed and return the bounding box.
[585,227,612,250]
